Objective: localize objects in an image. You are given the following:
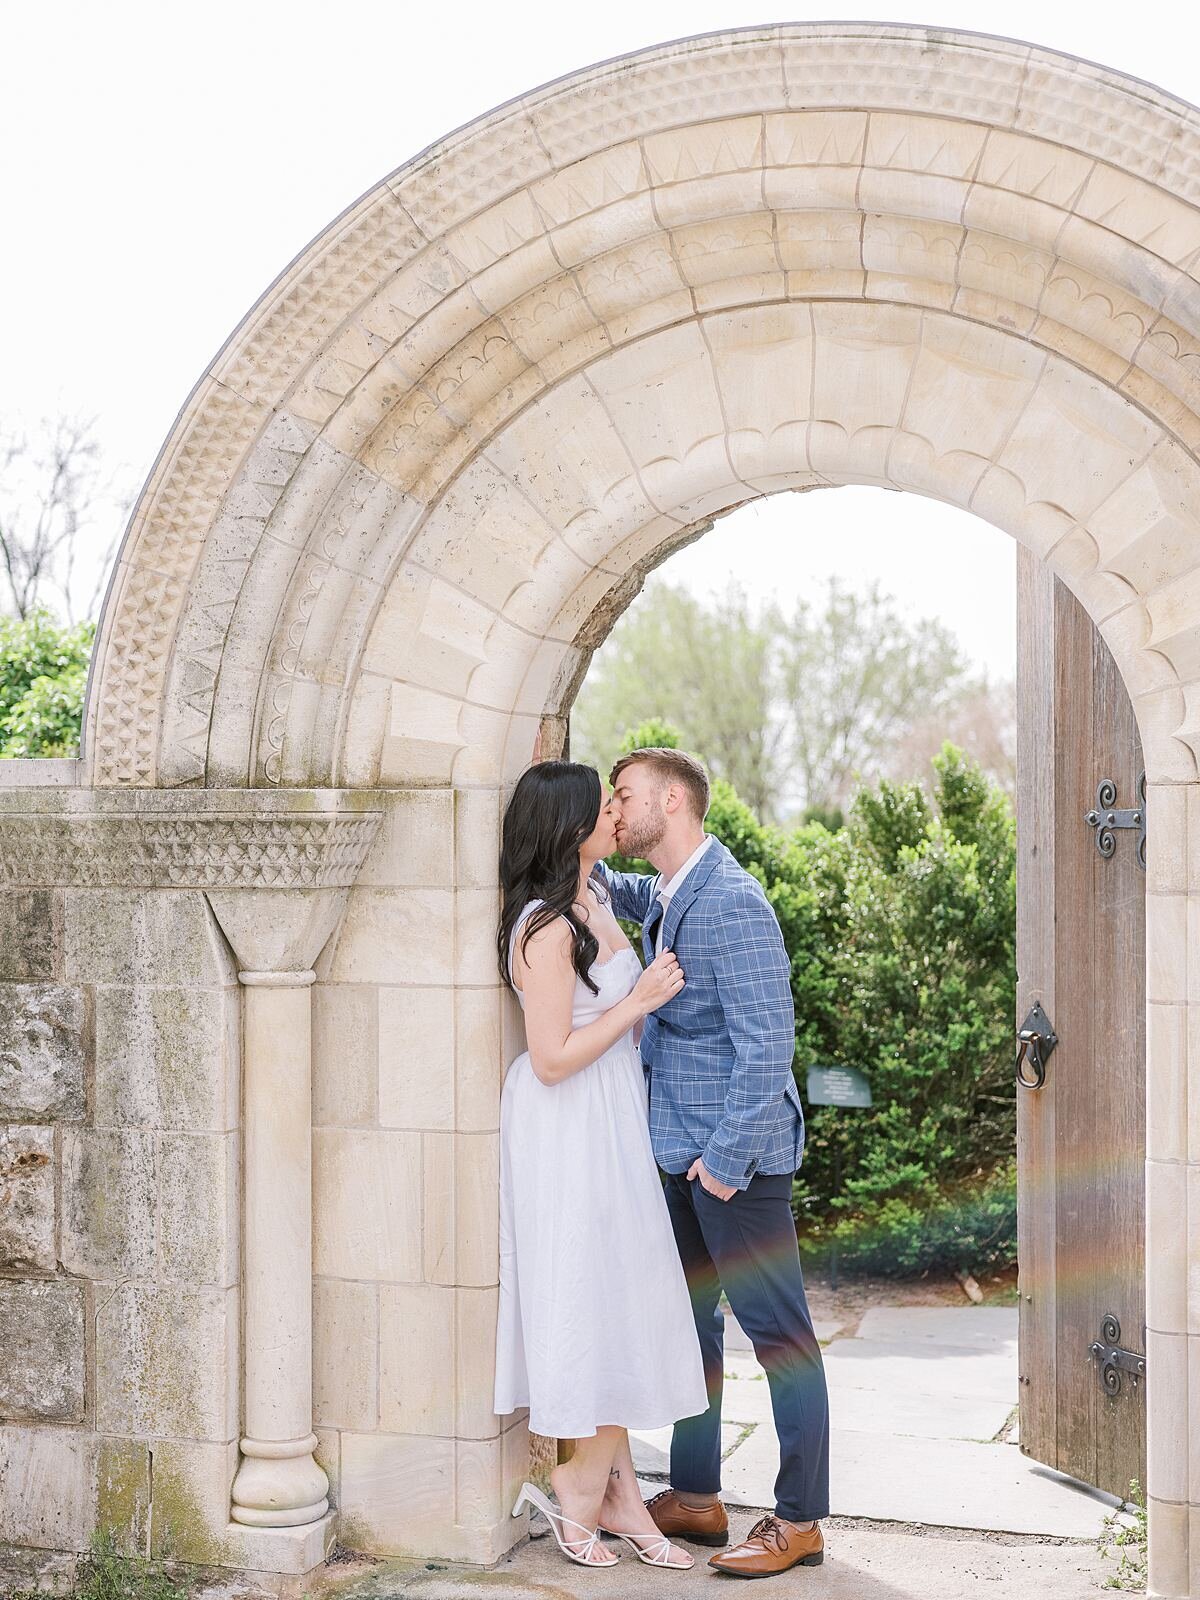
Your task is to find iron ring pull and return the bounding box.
[1015,1029,1047,1090]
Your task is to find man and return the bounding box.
[592,747,830,1578]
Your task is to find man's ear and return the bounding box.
[663,782,685,816]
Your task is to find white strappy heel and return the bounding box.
[511,1481,621,1567]
[597,1523,695,1570]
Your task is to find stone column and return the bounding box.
[207,887,348,1529]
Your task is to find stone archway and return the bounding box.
[0,19,1195,1598]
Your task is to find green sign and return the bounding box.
[806,1064,873,1109]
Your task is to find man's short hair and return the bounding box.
[609,747,711,822]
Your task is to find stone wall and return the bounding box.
[0,875,241,1559]
[0,785,380,1569]
[308,786,528,1562]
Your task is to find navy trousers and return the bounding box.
[663,1170,830,1524]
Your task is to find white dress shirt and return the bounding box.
[654,834,714,955]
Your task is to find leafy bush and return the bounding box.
[0,609,93,757]
[796,1161,1017,1278]
[794,745,1017,1233]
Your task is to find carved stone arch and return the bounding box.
[85,23,1200,793]
[69,23,1200,1594]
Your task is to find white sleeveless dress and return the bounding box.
[494,900,709,1438]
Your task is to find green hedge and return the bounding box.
[796,1161,1018,1278]
[0,609,93,757]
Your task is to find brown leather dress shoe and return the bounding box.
[645,1488,730,1547]
[708,1513,823,1576]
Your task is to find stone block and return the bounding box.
[0,1427,93,1549]
[325,888,454,987]
[313,1128,422,1281]
[378,1284,455,1435]
[355,789,454,888]
[0,1126,56,1271]
[1148,1330,1190,1504]
[97,1434,237,1563]
[455,1435,504,1533]
[455,889,501,985]
[0,891,63,982]
[312,983,377,1127]
[313,1277,378,1431]
[454,987,502,1134]
[421,1132,499,1288]
[61,1128,156,1280]
[0,1280,85,1421]
[146,1438,240,1562]
[423,1131,454,1286]
[65,891,227,987]
[95,1437,151,1553]
[156,1131,238,1285]
[0,983,86,1121]
[93,985,236,1132]
[338,1432,454,1556]
[95,1283,237,1441]
[378,988,454,1130]
[453,788,501,889]
[457,1133,499,1288]
[1148,895,1187,1005]
[456,1286,500,1439]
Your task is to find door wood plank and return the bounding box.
[1051,578,1098,1488]
[1015,547,1058,1469]
[1090,615,1147,1499]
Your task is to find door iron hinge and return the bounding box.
[1015,1001,1057,1090]
[1084,773,1146,870]
[1089,1314,1146,1397]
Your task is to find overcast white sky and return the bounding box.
[5,0,1199,673]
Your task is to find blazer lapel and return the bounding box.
[660,837,726,952]
[641,872,665,962]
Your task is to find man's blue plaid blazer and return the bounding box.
[594,836,804,1190]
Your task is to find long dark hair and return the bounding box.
[498,760,604,995]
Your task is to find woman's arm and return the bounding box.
[514,917,684,1086]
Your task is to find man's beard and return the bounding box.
[618,809,667,859]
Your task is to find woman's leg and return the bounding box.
[599,1430,692,1565]
[549,1428,623,1562]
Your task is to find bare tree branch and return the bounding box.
[0,414,127,623]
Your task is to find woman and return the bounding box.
[495,760,709,1571]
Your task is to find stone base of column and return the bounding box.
[231,1434,330,1527]
[221,1511,336,1576]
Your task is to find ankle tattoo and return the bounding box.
[609,1467,621,1479]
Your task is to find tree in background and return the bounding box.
[572,574,1013,821]
[777,578,982,812]
[0,610,94,757]
[0,414,130,759]
[0,414,124,623]
[573,584,782,816]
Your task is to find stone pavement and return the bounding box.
[323,1515,1110,1599]
[317,1302,1121,1598]
[632,1303,1124,1538]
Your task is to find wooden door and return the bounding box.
[1015,548,1146,1501]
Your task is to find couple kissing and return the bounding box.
[494,746,831,1578]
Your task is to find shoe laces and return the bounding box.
[747,1514,791,1554]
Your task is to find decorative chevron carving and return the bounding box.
[0,806,381,890]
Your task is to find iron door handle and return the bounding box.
[1015,1002,1057,1090]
